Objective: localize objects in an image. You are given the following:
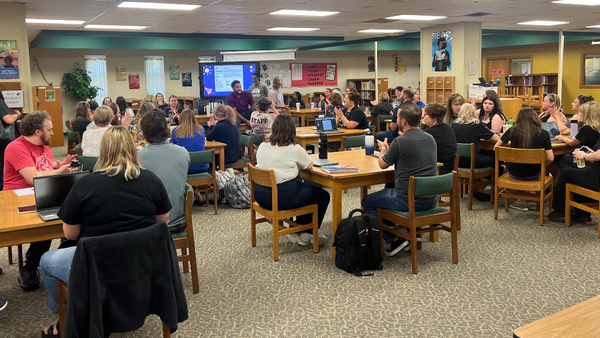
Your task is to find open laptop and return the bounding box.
[315,117,344,135]
[541,121,563,143]
[33,171,90,221]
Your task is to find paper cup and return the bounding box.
[502,124,511,133]
[311,102,315,109]
[296,102,301,110]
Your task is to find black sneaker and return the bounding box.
[385,238,409,257]
[473,192,491,202]
[18,268,40,291]
[548,211,565,222]
[572,213,592,223]
[0,298,6,311]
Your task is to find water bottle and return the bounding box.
[365,131,374,155]
[571,121,579,138]
[318,134,328,159]
[508,117,514,126]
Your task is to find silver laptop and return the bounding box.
[315,117,344,134]
[541,121,563,143]
[313,158,339,167]
[33,172,90,221]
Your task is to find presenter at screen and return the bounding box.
[226,80,257,126]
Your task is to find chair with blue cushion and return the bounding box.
[377,172,459,274]
[225,134,254,174]
[171,183,199,293]
[76,155,98,172]
[456,143,495,210]
[186,150,218,215]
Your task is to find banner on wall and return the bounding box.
[432,30,452,72]
[0,40,19,79]
[128,74,140,89]
[289,63,337,87]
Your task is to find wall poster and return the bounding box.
[368,56,375,72]
[182,72,192,87]
[432,30,452,72]
[170,64,180,80]
[289,63,337,87]
[0,40,19,79]
[128,74,140,89]
[116,65,127,81]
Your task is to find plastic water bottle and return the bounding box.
[571,121,579,138]
[365,132,374,155]
[319,134,328,159]
[508,117,514,126]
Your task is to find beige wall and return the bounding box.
[2,3,32,113]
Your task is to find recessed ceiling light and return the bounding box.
[118,2,200,10]
[270,9,339,17]
[552,0,600,5]
[592,41,600,45]
[358,29,405,33]
[517,20,569,26]
[267,27,320,31]
[386,14,447,21]
[26,18,85,25]
[84,24,146,30]
[587,25,600,28]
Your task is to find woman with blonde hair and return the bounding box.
[445,93,465,125]
[38,126,170,338]
[71,101,91,137]
[451,103,500,169]
[133,102,156,141]
[171,109,209,173]
[269,76,288,112]
[556,101,600,170]
[143,94,157,106]
[81,106,114,157]
[207,104,240,164]
[370,92,393,130]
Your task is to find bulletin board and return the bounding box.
[290,63,337,87]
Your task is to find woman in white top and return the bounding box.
[255,114,330,246]
[268,76,288,112]
[81,106,113,157]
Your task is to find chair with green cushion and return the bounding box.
[225,134,254,173]
[456,143,495,210]
[67,131,81,155]
[248,132,265,164]
[76,155,98,172]
[377,172,459,274]
[340,135,365,151]
[186,150,218,215]
[65,120,72,131]
[376,114,393,133]
[171,183,199,293]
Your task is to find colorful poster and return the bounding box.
[393,54,407,75]
[45,90,56,102]
[432,30,452,72]
[368,56,375,72]
[128,73,140,89]
[289,63,337,87]
[492,69,504,75]
[0,40,19,79]
[182,72,192,87]
[116,65,127,81]
[170,64,180,80]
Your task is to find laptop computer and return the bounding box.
[33,171,90,221]
[541,121,563,143]
[315,117,344,135]
[313,158,339,167]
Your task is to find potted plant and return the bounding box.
[61,62,101,101]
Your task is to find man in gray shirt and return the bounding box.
[138,109,190,233]
[248,72,268,102]
[362,104,438,256]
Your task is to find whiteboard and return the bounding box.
[2,90,24,108]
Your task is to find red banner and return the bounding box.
[290,63,337,87]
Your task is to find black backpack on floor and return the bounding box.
[333,209,383,276]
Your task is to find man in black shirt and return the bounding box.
[376,88,416,144]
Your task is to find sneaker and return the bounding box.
[403,237,422,252]
[287,234,310,246]
[18,268,40,291]
[385,238,409,257]
[0,299,6,312]
[548,210,565,222]
[510,201,528,212]
[572,213,592,223]
[299,232,326,244]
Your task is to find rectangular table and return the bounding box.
[296,127,366,150]
[479,139,577,156]
[205,141,226,170]
[285,108,323,127]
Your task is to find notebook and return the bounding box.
[315,117,344,135]
[541,121,563,143]
[33,171,90,221]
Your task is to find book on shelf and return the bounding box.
[321,165,360,174]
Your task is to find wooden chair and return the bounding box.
[377,172,459,274]
[67,131,81,155]
[565,183,600,237]
[6,245,23,271]
[456,143,495,210]
[65,120,72,131]
[225,134,253,173]
[186,150,218,215]
[494,147,553,226]
[439,154,461,232]
[248,164,319,261]
[248,132,265,164]
[340,135,365,150]
[171,184,200,293]
[75,155,98,172]
[375,114,393,134]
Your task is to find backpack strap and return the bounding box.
[352,215,374,277]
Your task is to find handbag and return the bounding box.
[0,118,15,143]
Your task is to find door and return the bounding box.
[34,86,64,147]
[487,58,509,96]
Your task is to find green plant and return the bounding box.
[61,62,101,101]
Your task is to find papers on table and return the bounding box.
[13,187,34,197]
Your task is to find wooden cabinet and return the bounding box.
[504,73,558,105]
[426,76,455,104]
[346,78,389,107]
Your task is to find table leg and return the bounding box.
[219,148,225,170]
[360,186,368,205]
[331,181,343,261]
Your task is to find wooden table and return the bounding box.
[205,141,227,170]
[479,139,577,156]
[299,150,395,258]
[0,191,63,248]
[285,108,322,127]
[195,115,210,125]
[513,294,600,338]
[296,127,367,149]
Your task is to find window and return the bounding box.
[510,57,532,75]
[144,56,165,96]
[581,53,600,87]
[85,55,108,102]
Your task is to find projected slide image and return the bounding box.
[215,65,244,92]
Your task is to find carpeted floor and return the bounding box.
[1,141,599,337]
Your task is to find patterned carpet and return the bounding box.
[1,142,599,337]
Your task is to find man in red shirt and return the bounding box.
[4,111,75,290]
[226,80,257,127]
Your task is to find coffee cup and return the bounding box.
[311,102,315,109]
[296,102,301,110]
[577,158,585,168]
[502,124,511,133]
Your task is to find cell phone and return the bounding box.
[579,146,592,153]
[18,205,37,214]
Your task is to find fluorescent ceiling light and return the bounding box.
[84,24,146,30]
[386,14,447,21]
[118,2,200,10]
[358,29,405,33]
[267,27,320,31]
[552,0,600,5]
[517,20,569,26]
[270,9,339,17]
[587,25,600,28]
[592,41,600,45]
[26,18,85,25]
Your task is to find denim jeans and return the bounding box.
[39,247,77,314]
[375,130,396,144]
[362,188,438,242]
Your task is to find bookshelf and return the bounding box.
[426,76,455,104]
[504,73,558,103]
[346,78,388,107]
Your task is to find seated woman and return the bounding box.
[38,126,171,338]
[412,90,426,109]
[142,94,157,106]
[325,92,343,118]
[444,93,465,125]
[568,94,595,127]
[250,97,278,141]
[163,95,182,125]
[206,104,241,164]
[116,96,135,120]
[334,92,369,130]
[132,101,156,141]
[422,103,457,175]
[555,102,600,170]
[102,96,112,106]
[156,92,168,111]
[81,106,113,157]
[171,108,209,173]
[370,92,393,131]
[288,91,306,109]
[476,95,506,133]
[71,101,91,137]
[255,113,330,245]
[494,107,554,211]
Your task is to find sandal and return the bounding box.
[41,321,59,338]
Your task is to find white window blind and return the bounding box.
[85,55,108,102]
[144,56,165,96]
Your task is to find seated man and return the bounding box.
[250,97,278,141]
[362,105,439,256]
[4,111,75,290]
[226,80,256,127]
[376,88,416,144]
[138,109,190,233]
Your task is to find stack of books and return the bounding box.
[321,165,360,174]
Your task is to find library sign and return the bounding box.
[290,63,337,87]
